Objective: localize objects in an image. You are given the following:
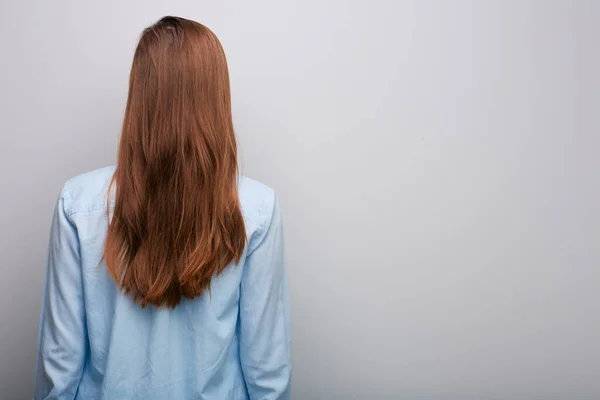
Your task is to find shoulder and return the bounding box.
[60,165,116,215]
[238,176,276,226]
[238,176,279,248]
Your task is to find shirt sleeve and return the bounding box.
[239,193,292,400]
[34,187,87,400]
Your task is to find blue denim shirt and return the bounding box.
[34,165,292,399]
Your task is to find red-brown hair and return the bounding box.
[104,16,246,308]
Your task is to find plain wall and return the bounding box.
[1,1,599,399]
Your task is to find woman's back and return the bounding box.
[34,16,291,400]
[34,166,291,399]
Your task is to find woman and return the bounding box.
[34,16,291,399]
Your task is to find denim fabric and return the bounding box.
[34,165,291,400]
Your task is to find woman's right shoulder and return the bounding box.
[238,176,277,243]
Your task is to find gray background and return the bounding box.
[1,0,599,399]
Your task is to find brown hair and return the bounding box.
[104,16,246,308]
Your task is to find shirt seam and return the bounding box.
[65,204,113,218]
[247,191,276,257]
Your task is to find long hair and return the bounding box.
[104,16,246,308]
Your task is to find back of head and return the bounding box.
[105,16,246,308]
